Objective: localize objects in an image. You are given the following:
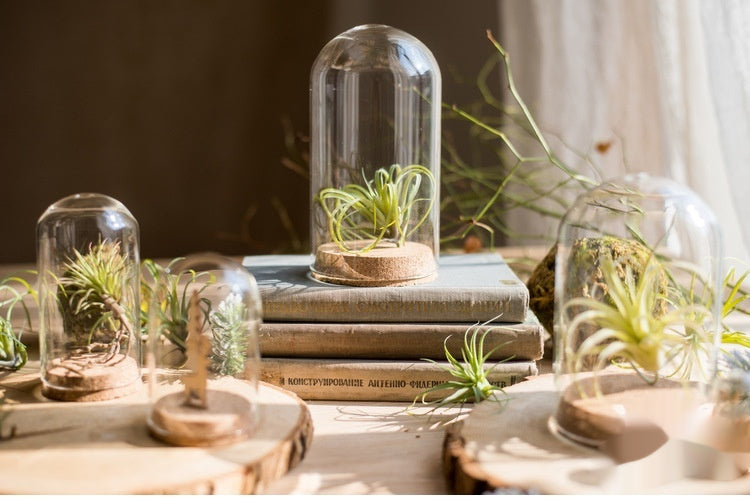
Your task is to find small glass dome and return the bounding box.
[551,173,723,447]
[309,24,441,286]
[36,193,141,401]
[144,253,262,447]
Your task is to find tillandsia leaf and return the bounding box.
[209,292,248,376]
[411,316,512,412]
[141,258,213,353]
[0,273,36,371]
[722,331,750,348]
[317,164,436,253]
[57,240,134,359]
[562,254,711,383]
[0,318,27,370]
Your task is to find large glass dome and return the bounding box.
[309,24,441,286]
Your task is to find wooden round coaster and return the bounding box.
[443,374,750,494]
[42,353,141,402]
[0,375,313,494]
[149,389,253,447]
[312,240,437,286]
[553,371,693,446]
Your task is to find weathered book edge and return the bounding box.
[245,252,530,323]
[260,358,538,402]
[259,314,544,361]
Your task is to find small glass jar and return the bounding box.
[36,193,141,401]
[145,253,262,447]
[309,24,441,286]
[551,173,723,448]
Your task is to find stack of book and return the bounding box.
[242,252,543,402]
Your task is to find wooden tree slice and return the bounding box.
[0,368,312,494]
[443,374,750,494]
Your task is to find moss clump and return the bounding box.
[526,236,668,336]
[526,245,557,335]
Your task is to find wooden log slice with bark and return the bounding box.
[443,374,750,494]
[0,366,312,494]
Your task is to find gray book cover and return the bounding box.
[243,252,529,323]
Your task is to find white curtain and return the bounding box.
[499,0,750,265]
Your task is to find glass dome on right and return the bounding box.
[552,173,723,447]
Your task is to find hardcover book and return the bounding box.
[260,357,538,402]
[243,252,529,323]
[259,310,545,361]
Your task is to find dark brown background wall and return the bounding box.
[0,0,500,263]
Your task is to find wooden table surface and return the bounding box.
[0,249,548,494]
[265,402,465,494]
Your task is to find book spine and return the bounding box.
[260,358,538,402]
[258,321,544,361]
[260,287,529,323]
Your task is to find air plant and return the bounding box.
[209,292,248,376]
[562,254,714,387]
[317,163,436,253]
[0,274,36,371]
[141,258,213,355]
[412,317,512,411]
[57,240,135,360]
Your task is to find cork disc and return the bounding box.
[149,389,253,447]
[42,353,141,402]
[312,240,437,286]
[553,371,696,446]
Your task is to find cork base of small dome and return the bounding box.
[148,389,253,447]
[42,353,140,402]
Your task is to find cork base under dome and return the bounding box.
[312,240,437,287]
[42,353,141,402]
[148,389,254,447]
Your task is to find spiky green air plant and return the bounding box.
[317,164,435,253]
[719,268,750,349]
[563,255,709,387]
[0,274,35,371]
[141,258,212,355]
[0,318,26,371]
[412,318,512,411]
[57,240,134,361]
[209,292,248,376]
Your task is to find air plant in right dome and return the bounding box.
[560,249,716,392]
[554,174,724,397]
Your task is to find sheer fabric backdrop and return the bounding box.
[499,0,750,265]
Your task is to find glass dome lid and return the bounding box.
[309,24,441,287]
[36,192,141,402]
[144,253,262,447]
[551,173,723,448]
